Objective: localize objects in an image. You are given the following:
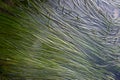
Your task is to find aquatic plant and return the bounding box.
[0,0,120,80]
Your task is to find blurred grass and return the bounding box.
[0,0,120,80]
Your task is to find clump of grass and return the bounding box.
[0,0,120,80]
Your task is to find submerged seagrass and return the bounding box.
[0,0,120,80]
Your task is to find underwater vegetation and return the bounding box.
[0,0,120,80]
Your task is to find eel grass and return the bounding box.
[0,0,120,80]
